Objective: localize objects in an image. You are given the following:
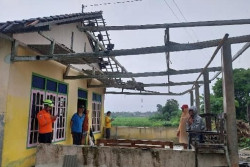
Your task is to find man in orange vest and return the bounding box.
[37,99,58,143]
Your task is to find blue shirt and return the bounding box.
[71,113,85,133]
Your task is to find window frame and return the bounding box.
[92,93,102,133]
[27,74,68,148]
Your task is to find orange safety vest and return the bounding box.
[37,109,56,134]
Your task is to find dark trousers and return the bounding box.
[72,132,82,145]
[39,132,52,143]
[106,128,111,139]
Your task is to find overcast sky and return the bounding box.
[1,0,250,112]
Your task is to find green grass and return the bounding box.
[112,117,166,127]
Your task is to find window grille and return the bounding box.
[27,75,68,147]
[92,93,102,132]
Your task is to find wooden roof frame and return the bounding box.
[8,18,250,96]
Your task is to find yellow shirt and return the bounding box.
[105,116,112,128]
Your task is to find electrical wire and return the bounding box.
[83,0,143,8]
[172,0,200,41]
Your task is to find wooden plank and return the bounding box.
[64,67,221,79]
[79,18,250,31]
[12,34,250,62]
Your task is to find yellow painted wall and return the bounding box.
[0,42,105,167]
[0,38,12,167]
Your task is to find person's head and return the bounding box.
[189,106,197,118]
[43,99,54,112]
[77,105,85,113]
[107,111,111,116]
[181,104,188,112]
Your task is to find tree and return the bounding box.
[162,99,179,121]
[212,68,250,120]
[150,99,180,122]
[201,94,239,115]
[156,104,163,113]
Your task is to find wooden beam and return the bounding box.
[12,34,250,62]
[105,92,181,96]
[82,30,134,81]
[63,65,71,78]
[190,90,194,106]
[88,81,204,88]
[211,42,250,81]
[64,67,221,79]
[221,40,239,166]
[195,82,200,114]
[164,28,171,92]
[50,40,55,55]
[203,69,211,130]
[11,40,18,62]
[192,34,228,89]
[79,18,250,31]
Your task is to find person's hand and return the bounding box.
[187,117,193,125]
[177,130,180,137]
[51,115,57,120]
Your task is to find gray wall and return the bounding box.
[36,144,228,167]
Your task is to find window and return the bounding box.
[27,74,68,147]
[92,93,102,132]
[78,88,88,109]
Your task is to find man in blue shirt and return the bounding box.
[70,105,85,145]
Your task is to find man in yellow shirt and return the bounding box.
[105,111,114,139]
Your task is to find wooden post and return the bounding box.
[164,28,171,92]
[203,70,211,130]
[70,32,74,50]
[194,82,200,114]
[190,90,194,106]
[221,40,239,167]
[10,40,18,62]
[50,40,55,55]
[247,102,250,126]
